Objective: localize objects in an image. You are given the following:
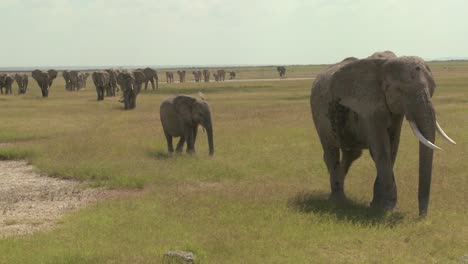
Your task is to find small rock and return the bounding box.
[163,250,195,264]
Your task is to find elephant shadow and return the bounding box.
[288,191,405,226]
[147,150,172,160]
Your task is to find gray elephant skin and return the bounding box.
[277,66,286,78]
[310,53,455,216]
[143,67,158,90]
[32,69,56,97]
[0,74,15,95]
[14,74,29,94]
[92,71,110,101]
[160,95,214,156]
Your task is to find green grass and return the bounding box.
[0,64,467,263]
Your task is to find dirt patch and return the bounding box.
[0,160,105,237]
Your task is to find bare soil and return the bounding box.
[0,160,105,237]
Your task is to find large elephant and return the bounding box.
[47,69,58,87]
[117,71,141,110]
[143,67,159,90]
[69,70,80,91]
[105,69,118,96]
[177,70,186,83]
[0,74,15,95]
[32,69,55,97]
[276,66,286,78]
[160,95,214,155]
[14,73,28,94]
[310,53,456,216]
[92,71,110,101]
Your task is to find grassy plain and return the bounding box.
[0,63,467,263]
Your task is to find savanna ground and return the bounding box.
[0,63,467,263]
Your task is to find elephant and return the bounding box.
[0,74,14,95]
[192,71,202,82]
[160,95,214,155]
[117,71,141,110]
[177,70,186,83]
[92,71,110,101]
[310,53,456,216]
[62,70,72,91]
[32,69,55,97]
[203,69,210,82]
[229,71,236,80]
[14,73,28,94]
[77,73,89,90]
[105,69,118,96]
[368,50,397,59]
[69,70,80,91]
[217,69,226,81]
[47,69,58,87]
[143,67,159,90]
[213,72,219,81]
[276,66,286,78]
[166,71,174,83]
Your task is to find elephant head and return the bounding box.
[311,54,455,216]
[32,69,51,97]
[118,72,139,109]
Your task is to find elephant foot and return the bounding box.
[370,195,397,211]
[329,191,348,204]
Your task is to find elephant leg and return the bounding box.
[165,132,174,153]
[150,79,155,90]
[184,125,195,154]
[175,137,186,153]
[323,147,346,201]
[340,148,362,177]
[144,80,148,90]
[192,125,199,152]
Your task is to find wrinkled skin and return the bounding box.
[217,69,226,81]
[0,74,15,95]
[117,71,141,110]
[14,73,29,94]
[160,95,214,156]
[177,70,186,83]
[310,52,446,216]
[143,67,159,90]
[32,69,54,97]
[166,72,174,83]
[92,71,110,101]
[277,66,286,78]
[203,69,210,82]
[229,71,236,80]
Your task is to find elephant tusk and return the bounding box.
[409,121,441,150]
[436,121,456,145]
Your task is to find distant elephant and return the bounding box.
[14,73,28,94]
[192,71,202,82]
[69,70,80,91]
[47,69,58,87]
[177,70,186,83]
[276,66,286,78]
[92,71,110,101]
[32,69,55,97]
[0,74,14,95]
[160,95,214,155]
[213,72,219,81]
[229,71,236,80]
[202,69,210,82]
[310,53,456,216]
[165,71,174,83]
[105,69,118,96]
[77,73,89,90]
[62,70,72,91]
[118,71,141,110]
[217,69,226,81]
[143,67,159,90]
[368,50,397,59]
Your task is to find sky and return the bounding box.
[1,0,467,67]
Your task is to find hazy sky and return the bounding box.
[1,0,467,67]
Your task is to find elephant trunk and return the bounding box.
[406,89,436,216]
[204,119,214,156]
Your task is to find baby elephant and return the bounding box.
[160,95,214,155]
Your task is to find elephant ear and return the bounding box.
[330,58,387,117]
[174,95,196,124]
